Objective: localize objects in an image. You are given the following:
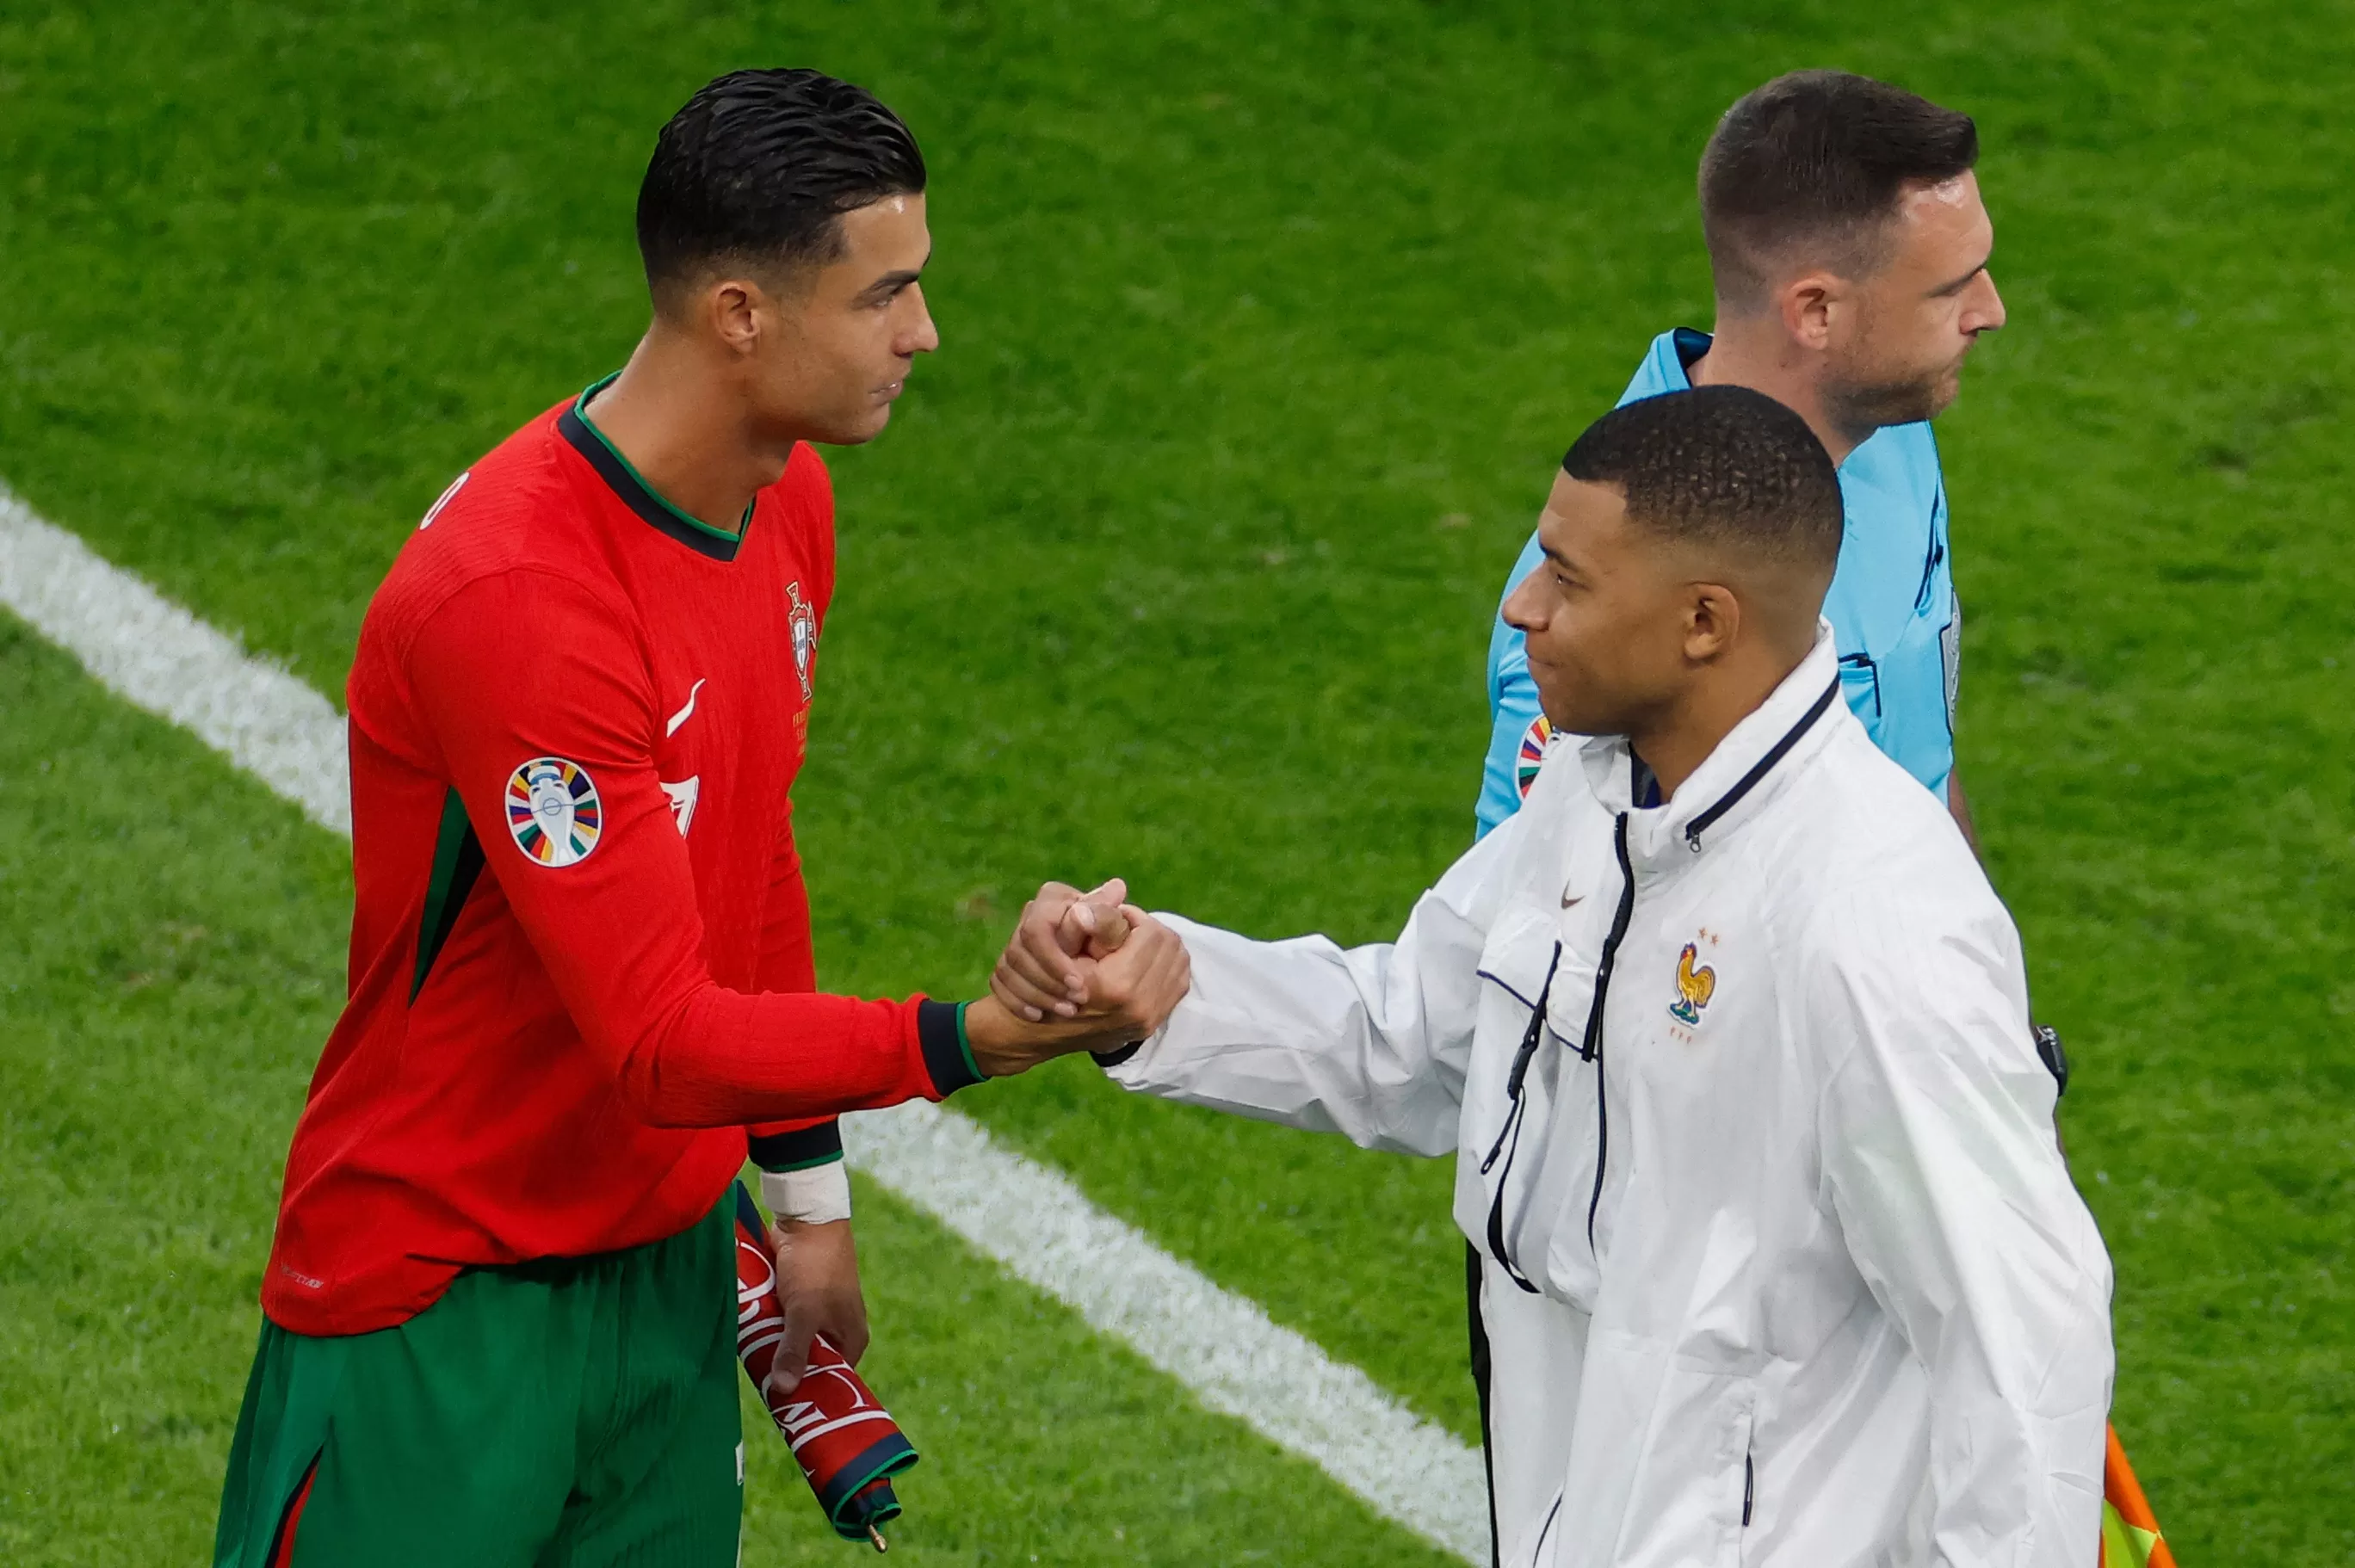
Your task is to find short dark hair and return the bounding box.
[1561,386,1843,571]
[1698,70,1978,309]
[636,68,926,310]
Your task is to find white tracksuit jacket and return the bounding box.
[1105,631,2114,1568]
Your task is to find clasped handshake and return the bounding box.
[961,880,1193,1077]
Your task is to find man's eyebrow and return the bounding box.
[1541,543,1581,572]
[1930,252,1991,297]
[858,250,932,299]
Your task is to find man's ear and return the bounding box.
[706,280,763,356]
[1776,273,1840,355]
[1684,582,1743,664]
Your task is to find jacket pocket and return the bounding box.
[1576,1334,1757,1568]
[1475,904,1579,1018]
[1469,907,1598,1299]
[1500,1487,1566,1568]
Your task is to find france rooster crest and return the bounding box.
[787,580,818,700]
[1668,941,1716,1027]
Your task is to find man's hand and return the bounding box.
[765,1217,869,1393]
[992,879,1134,1020]
[968,886,1190,1076]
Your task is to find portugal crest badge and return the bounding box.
[505,756,602,867]
[786,581,818,701]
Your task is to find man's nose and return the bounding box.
[1968,273,2006,336]
[901,283,941,355]
[1501,577,1544,633]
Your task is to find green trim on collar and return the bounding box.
[572,373,753,543]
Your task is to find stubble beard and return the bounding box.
[1822,363,1957,442]
[1821,339,1971,442]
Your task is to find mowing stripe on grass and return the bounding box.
[0,482,1491,1565]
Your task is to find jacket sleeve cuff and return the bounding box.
[920,999,985,1097]
[747,1119,844,1172]
[1091,1041,1143,1070]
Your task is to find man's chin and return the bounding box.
[1534,694,1612,741]
[812,404,894,448]
[1829,376,1943,435]
[1928,367,1965,419]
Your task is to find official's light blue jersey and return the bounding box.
[1476,327,1959,836]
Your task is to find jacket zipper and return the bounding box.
[1581,814,1636,1251]
[1742,1449,1755,1527]
[1683,677,1843,853]
[1582,677,1840,1258]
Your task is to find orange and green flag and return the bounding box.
[2098,1423,2175,1568]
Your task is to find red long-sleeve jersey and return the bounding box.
[263,380,980,1337]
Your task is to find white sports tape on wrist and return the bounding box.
[762,1161,852,1225]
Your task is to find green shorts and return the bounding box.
[213,1196,742,1568]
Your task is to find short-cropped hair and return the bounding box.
[637,68,926,310]
[1562,386,1844,571]
[1699,70,1977,310]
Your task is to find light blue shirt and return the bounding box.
[1476,327,1959,836]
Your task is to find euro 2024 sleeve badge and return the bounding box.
[1516,714,1557,801]
[506,756,603,867]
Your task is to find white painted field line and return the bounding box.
[0,489,350,835]
[0,484,1490,1565]
[846,1101,1490,1559]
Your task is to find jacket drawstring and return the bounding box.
[1583,814,1635,1251]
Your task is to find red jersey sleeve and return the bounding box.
[405,567,981,1126]
[745,798,846,1171]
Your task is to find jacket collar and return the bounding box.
[1577,625,1845,874]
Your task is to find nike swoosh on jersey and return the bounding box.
[665,678,707,738]
[1561,888,1584,909]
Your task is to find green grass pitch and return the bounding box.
[3,1,2351,1562]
